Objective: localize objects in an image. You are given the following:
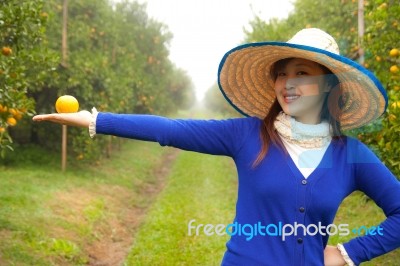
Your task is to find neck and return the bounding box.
[274,112,332,149]
[292,114,322,125]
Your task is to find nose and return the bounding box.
[285,77,296,91]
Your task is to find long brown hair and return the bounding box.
[252,58,343,168]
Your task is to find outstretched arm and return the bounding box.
[33,110,259,157]
[94,112,256,156]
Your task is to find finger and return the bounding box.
[32,114,50,121]
[32,114,57,122]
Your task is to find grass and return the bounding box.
[124,151,237,265]
[0,138,173,265]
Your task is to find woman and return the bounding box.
[33,28,400,265]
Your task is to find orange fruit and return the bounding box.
[390,65,399,74]
[55,95,79,113]
[392,101,400,109]
[388,114,397,122]
[378,3,388,10]
[7,117,17,127]
[389,48,399,57]
[1,46,12,56]
[0,127,5,133]
[14,111,23,120]
[40,12,48,18]
[0,104,8,113]
[9,108,18,116]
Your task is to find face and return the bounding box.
[273,58,331,124]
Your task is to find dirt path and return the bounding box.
[48,147,180,266]
[85,148,180,266]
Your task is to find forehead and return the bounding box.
[284,58,322,68]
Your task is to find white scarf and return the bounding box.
[274,112,332,149]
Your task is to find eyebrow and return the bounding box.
[294,63,313,68]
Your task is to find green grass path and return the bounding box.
[124,151,236,265]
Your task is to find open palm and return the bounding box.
[32,110,92,128]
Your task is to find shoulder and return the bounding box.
[333,135,380,164]
[223,116,262,124]
[217,116,263,132]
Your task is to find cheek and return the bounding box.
[297,84,320,96]
[274,80,285,94]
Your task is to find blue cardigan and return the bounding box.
[96,113,400,265]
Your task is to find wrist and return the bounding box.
[337,243,355,266]
[89,107,98,138]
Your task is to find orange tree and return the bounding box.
[24,0,195,162]
[243,0,359,54]
[356,0,400,177]
[0,0,57,157]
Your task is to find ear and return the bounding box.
[323,74,339,93]
[323,83,332,93]
[322,76,334,93]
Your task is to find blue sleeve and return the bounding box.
[95,112,259,157]
[343,138,400,265]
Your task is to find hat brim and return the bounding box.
[218,42,388,130]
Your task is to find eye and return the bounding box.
[277,72,286,77]
[297,71,308,75]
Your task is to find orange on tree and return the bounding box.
[389,48,399,57]
[0,104,7,113]
[0,127,5,133]
[1,46,12,56]
[8,108,18,116]
[378,2,388,10]
[40,12,48,18]
[388,114,397,122]
[55,95,79,113]
[5,107,23,119]
[391,101,400,109]
[6,117,17,127]
[390,65,399,74]
[14,111,23,120]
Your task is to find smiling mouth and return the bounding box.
[284,95,300,103]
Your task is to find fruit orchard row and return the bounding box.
[0,0,195,159]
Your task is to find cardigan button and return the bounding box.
[301,180,307,185]
[299,207,305,213]
[297,238,303,244]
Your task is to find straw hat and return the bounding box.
[218,28,388,130]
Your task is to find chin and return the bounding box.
[281,106,295,117]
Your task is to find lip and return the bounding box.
[283,94,300,103]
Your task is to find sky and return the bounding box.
[138,0,294,101]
